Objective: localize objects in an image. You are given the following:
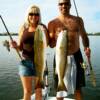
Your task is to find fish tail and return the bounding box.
[90,70,96,87]
[57,80,67,91]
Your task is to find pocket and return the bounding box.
[21,60,33,68]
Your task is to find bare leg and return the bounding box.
[35,88,42,100]
[20,76,33,100]
[56,97,64,100]
[74,89,82,100]
[34,77,42,100]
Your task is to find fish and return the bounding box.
[34,25,47,89]
[56,30,68,91]
[3,40,10,51]
[87,57,96,87]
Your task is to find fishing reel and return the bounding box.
[80,62,91,76]
[80,62,87,69]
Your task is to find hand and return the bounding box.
[84,47,91,59]
[10,41,18,48]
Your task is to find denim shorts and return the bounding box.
[18,59,36,76]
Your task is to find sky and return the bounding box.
[0,0,100,33]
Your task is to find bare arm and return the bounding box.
[78,17,89,48]
[78,17,91,58]
[48,21,56,48]
[14,25,24,51]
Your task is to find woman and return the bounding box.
[11,5,48,100]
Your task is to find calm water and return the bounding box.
[0,36,100,100]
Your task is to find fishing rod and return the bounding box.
[73,0,96,87]
[72,0,79,16]
[0,15,22,60]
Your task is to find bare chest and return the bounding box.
[63,18,79,32]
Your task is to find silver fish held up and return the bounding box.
[34,25,47,88]
[56,30,68,91]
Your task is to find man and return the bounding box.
[48,0,91,100]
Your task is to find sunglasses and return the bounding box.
[29,13,40,16]
[59,2,70,6]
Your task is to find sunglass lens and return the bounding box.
[29,13,39,16]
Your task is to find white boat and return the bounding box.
[31,86,74,100]
[48,97,74,100]
[31,96,75,100]
[31,94,74,100]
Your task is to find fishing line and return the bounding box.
[72,0,79,16]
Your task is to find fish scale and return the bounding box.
[34,25,47,88]
[56,30,68,91]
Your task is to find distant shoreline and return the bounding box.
[0,32,100,36]
[0,33,18,36]
[88,34,100,36]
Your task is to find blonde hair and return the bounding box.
[18,5,41,44]
[24,4,41,28]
